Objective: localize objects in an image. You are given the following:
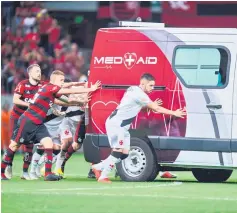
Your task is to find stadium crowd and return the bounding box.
[1,1,87,95]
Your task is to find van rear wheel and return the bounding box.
[192,169,233,182]
[116,137,157,182]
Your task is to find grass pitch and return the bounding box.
[1,154,237,213]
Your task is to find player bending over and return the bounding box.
[1,70,100,181]
[92,73,186,183]
[54,86,89,177]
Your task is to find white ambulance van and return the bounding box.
[84,21,237,182]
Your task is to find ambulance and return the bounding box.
[83,21,237,182]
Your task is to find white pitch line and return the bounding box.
[2,191,237,202]
[36,182,183,191]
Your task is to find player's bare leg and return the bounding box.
[40,137,60,181]
[60,119,86,174]
[1,141,20,180]
[61,142,81,174]
[55,138,71,176]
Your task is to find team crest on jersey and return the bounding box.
[65,130,69,135]
[20,138,24,143]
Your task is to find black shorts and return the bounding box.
[11,116,50,145]
[10,116,18,138]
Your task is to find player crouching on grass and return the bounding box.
[1,70,101,181]
[92,73,186,183]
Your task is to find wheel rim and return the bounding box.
[121,146,147,177]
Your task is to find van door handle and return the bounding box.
[206,104,222,109]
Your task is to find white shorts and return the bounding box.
[59,117,83,140]
[105,117,130,150]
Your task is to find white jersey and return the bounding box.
[112,86,152,121]
[65,106,85,122]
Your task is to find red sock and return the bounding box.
[1,148,15,177]
[61,145,76,171]
[65,145,76,161]
[44,149,53,177]
[23,144,33,173]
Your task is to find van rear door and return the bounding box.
[164,33,236,167]
[231,50,237,167]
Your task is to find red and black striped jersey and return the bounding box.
[11,80,46,119]
[24,83,62,124]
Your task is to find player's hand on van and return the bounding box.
[91,80,101,91]
[155,98,163,106]
[173,108,187,118]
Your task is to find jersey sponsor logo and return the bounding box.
[94,53,158,70]
[26,90,30,94]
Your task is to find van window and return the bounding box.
[173,47,229,87]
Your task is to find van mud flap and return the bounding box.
[83,134,101,163]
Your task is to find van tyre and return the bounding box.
[147,163,159,181]
[192,169,233,183]
[116,137,157,182]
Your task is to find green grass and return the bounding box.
[2,154,237,213]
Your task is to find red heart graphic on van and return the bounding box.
[91,101,118,134]
[123,53,137,69]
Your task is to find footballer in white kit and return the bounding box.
[92,73,186,183]
[55,91,88,176]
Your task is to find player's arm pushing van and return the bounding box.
[84,21,237,182]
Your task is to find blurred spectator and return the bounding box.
[2,1,13,27]
[22,11,36,34]
[48,19,61,56]
[38,10,53,54]
[13,28,24,45]
[79,71,88,82]
[1,102,11,152]
[1,2,89,94]
[24,27,40,49]
[64,43,85,81]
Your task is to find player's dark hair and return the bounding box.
[64,78,72,83]
[27,64,40,73]
[140,73,155,81]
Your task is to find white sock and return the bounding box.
[55,150,66,170]
[92,161,104,171]
[38,154,46,166]
[99,155,120,180]
[52,153,58,164]
[30,152,42,173]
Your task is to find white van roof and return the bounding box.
[103,21,237,35]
